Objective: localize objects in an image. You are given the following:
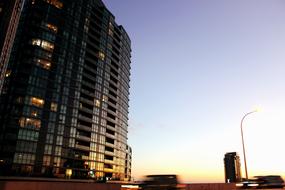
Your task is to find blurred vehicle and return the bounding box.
[236,175,284,189]
[236,178,260,189]
[140,174,184,190]
[255,175,284,189]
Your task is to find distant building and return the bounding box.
[224,152,241,183]
[125,145,132,181]
[0,0,132,181]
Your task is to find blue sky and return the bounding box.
[103,0,285,182]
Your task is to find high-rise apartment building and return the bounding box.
[224,152,242,183]
[0,0,132,181]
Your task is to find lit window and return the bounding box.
[32,39,41,46]
[31,110,38,117]
[31,39,54,51]
[19,117,41,129]
[98,51,105,61]
[46,23,58,33]
[51,102,57,112]
[30,97,44,107]
[95,99,100,107]
[19,117,25,127]
[108,29,113,37]
[109,22,114,30]
[34,58,51,69]
[66,169,72,177]
[44,0,63,9]
[43,156,51,166]
[102,95,107,102]
[5,70,11,77]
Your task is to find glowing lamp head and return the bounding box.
[254,106,262,112]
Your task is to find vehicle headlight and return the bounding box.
[248,184,259,187]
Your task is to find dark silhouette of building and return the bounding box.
[0,0,132,181]
[224,152,241,183]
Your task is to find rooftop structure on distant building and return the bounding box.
[0,0,132,181]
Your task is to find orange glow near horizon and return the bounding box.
[130,107,285,183]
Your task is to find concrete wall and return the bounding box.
[0,180,283,190]
[0,181,121,190]
[185,183,236,190]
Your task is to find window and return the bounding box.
[90,143,97,151]
[51,102,57,111]
[16,97,23,104]
[31,110,38,117]
[102,95,107,102]
[5,70,11,77]
[96,162,104,170]
[54,146,61,156]
[14,153,35,164]
[18,129,39,141]
[46,23,58,33]
[44,0,63,9]
[54,157,61,166]
[98,51,105,61]
[19,117,41,129]
[43,156,51,166]
[98,145,104,153]
[95,99,100,107]
[34,58,51,69]
[16,141,37,153]
[30,97,44,107]
[31,39,54,51]
[46,134,53,144]
[34,48,52,60]
[89,152,96,160]
[44,145,52,155]
[108,29,113,37]
[93,116,99,124]
[56,136,63,145]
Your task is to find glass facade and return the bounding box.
[0,0,132,181]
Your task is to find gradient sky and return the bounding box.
[103,0,285,183]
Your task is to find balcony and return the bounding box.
[77,124,92,132]
[81,155,89,160]
[75,144,90,151]
[78,114,92,123]
[104,159,114,164]
[80,97,93,105]
[105,150,115,156]
[104,168,114,173]
[76,134,91,142]
[105,142,115,148]
[106,133,115,139]
[79,106,93,115]
[106,125,116,131]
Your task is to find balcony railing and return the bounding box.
[76,134,91,142]
[75,144,90,151]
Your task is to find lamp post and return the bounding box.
[240,110,258,180]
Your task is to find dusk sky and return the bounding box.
[103,0,285,182]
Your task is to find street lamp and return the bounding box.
[240,109,259,180]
